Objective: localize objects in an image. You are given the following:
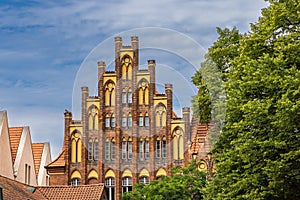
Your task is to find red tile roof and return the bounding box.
[8,127,23,163]
[190,118,212,156]
[0,175,45,200]
[46,150,65,167]
[37,184,105,200]
[32,143,45,177]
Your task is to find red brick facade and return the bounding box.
[46,36,212,200]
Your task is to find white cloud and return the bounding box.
[0,0,269,159]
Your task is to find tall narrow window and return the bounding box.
[128,114,132,128]
[145,113,149,127]
[156,105,166,128]
[105,82,115,106]
[122,114,127,128]
[105,178,115,200]
[139,114,144,127]
[139,140,144,159]
[145,140,150,160]
[88,139,93,161]
[71,132,81,163]
[105,140,110,160]
[128,90,132,105]
[162,137,167,158]
[122,177,132,193]
[156,139,161,158]
[111,138,115,160]
[122,91,127,104]
[122,139,127,159]
[105,115,110,128]
[94,139,99,161]
[121,56,132,81]
[128,139,132,159]
[111,115,115,128]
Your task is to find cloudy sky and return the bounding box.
[0,0,268,158]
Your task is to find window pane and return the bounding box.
[122,141,126,159]
[128,117,132,127]
[105,142,110,160]
[139,141,144,159]
[122,92,126,104]
[128,92,132,104]
[105,117,110,128]
[122,117,127,127]
[111,117,115,128]
[145,141,149,160]
[88,142,93,161]
[139,176,150,184]
[139,116,143,127]
[94,141,99,160]
[111,142,115,160]
[145,116,149,127]
[128,141,132,159]
[162,140,167,158]
[156,140,161,158]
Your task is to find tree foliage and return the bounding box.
[122,162,206,200]
[204,0,300,199]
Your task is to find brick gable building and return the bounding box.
[46,36,212,200]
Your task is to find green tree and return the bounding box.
[122,161,206,200]
[205,0,300,199]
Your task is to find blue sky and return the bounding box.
[0,0,268,157]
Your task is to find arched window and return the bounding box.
[128,113,132,128]
[128,88,132,105]
[155,105,166,127]
[105,177,115,200]
[71,132,82,163]
[145,113,149,127]
[105,82,115,106]
[88,106,98,130]
[105,114,110,128]
[173,128,184,160]
[122,89,127,104]
[71,170,81,186]
[138,80,149,105]
[139,113,144,127]
[122,177,132,193]
[122,113,127,128]
[121,55,133,80]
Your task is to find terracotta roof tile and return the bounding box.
[0,175,46,199]
[32,143,45,177]
[190,118,212,156]
[37,184,105,200]
[8,127,23,163]
[46,150,65,167]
